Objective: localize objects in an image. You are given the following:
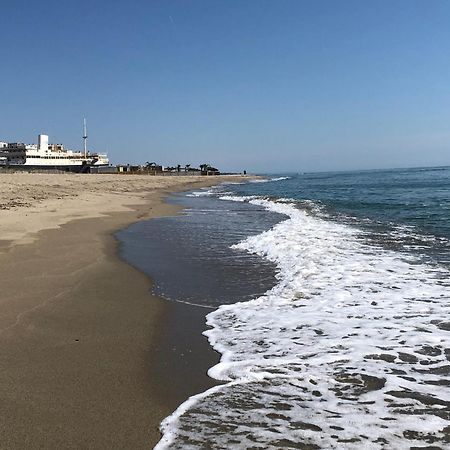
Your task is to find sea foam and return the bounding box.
[248,176,291,183]
[155,196,450,449]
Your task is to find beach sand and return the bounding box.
[0,173,245,449]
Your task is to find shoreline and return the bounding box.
[0,174,247,449]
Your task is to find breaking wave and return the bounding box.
[249,176,291,183]
[155,196,450,449]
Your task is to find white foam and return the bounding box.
[185,189,216,197]
[155,196,450,449]
[249,176,291,183]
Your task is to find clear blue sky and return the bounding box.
[1,0,450,172]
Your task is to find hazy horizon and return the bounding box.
[2,0,450,172]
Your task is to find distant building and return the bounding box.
[117,164,141,173]
[0,133,109,171]
[89,165,117,174]
[0,121,109,172]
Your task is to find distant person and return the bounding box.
[243,170,247,175]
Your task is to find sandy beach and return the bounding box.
[0,173,246,449]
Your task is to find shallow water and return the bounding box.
[116,192,283,308]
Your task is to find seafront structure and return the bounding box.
[0,123,224,175]
[0,127,109,172]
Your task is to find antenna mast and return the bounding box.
[83,118,88,158]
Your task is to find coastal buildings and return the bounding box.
[0,126,223,175]
[0,133,109,172]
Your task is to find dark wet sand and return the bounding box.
[148,300,219,409]
[0,185,223,449]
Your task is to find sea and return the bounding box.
[117,166,450,449]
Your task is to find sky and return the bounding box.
[1,0,450,172]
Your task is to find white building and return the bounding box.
[0,134,109,171]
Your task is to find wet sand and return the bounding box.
[0,173,246,449]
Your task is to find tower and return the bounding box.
[83,118,88,158]
[38,134,49,152]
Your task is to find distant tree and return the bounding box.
[185,164,191,172]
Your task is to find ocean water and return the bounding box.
[124,167,450,449]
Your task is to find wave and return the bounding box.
[155,196,450,449]
[249,176,291,183]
